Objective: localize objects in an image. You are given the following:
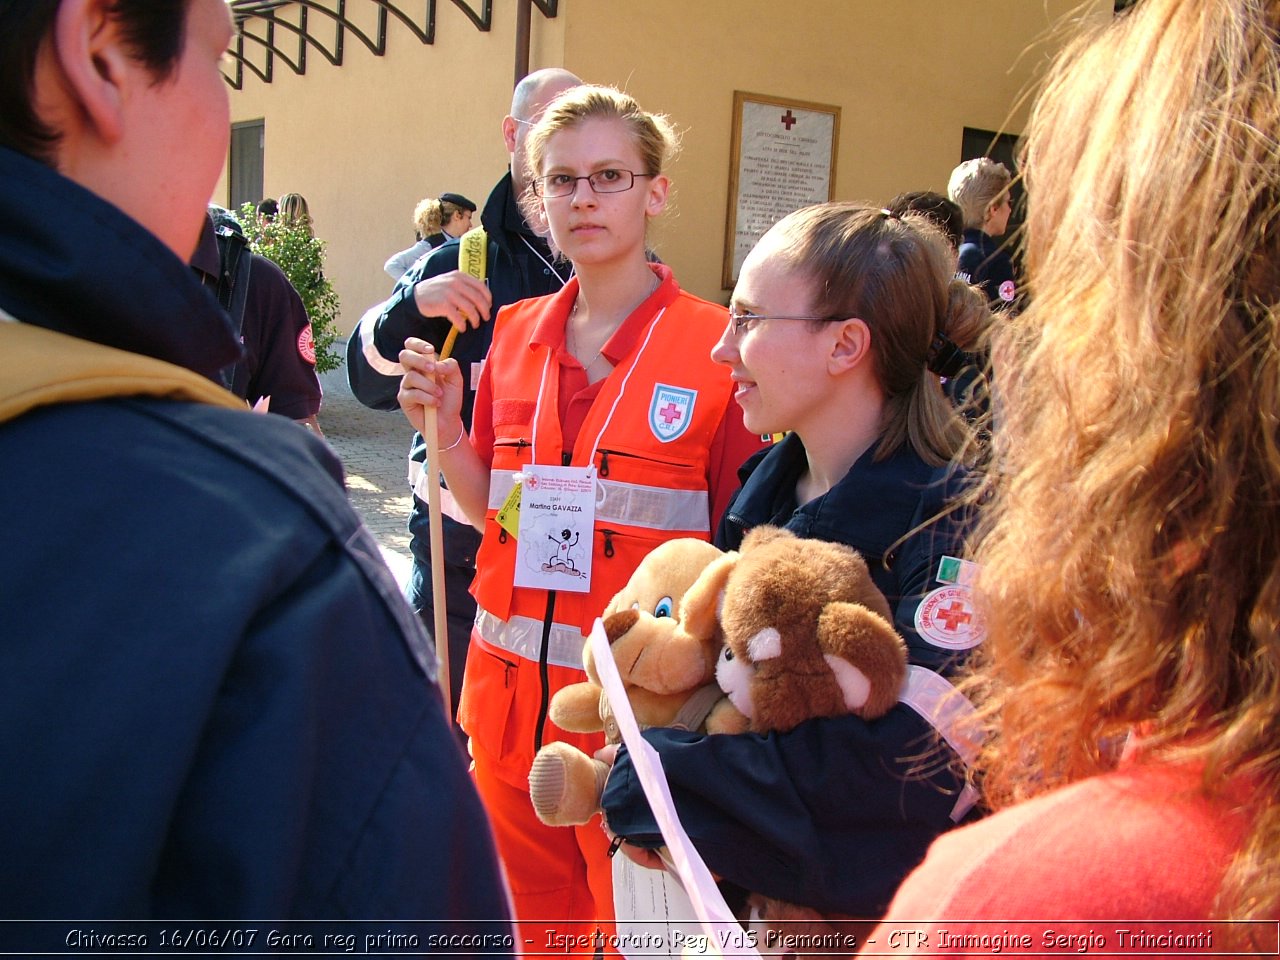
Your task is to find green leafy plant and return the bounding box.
[238,202,342,373]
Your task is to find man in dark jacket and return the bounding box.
[0,0,512,936]
[348,67,581,723]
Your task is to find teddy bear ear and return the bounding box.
[680,550,739,640]
[817,602,909,719]
[822,655,872,712]
[747,627,783,661]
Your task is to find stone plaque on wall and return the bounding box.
[723,91,840,289]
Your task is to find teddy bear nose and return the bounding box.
[604,608,640,645]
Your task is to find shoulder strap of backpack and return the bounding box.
[211,223,253,391]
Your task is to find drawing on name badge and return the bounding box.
[543,528,587,578]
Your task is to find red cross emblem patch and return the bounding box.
[914,585,985,650]
[297,323,316,365]
[648,384,696,443]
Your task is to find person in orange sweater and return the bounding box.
[397,85,762,946]
[869,0,1280,951]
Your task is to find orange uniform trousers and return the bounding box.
[471,740,616,954]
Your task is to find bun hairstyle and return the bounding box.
[769,202,987,466]
[925,280,989,381]
[412,194,473,240]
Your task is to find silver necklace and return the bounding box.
[568,274,661,376]
[568,298,606,372]
[568,271,662,372]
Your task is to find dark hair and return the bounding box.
[256,198,279,219]
[0,0,191,165]
[887,191,965,250]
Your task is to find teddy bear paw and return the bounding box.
[528,742,609,827]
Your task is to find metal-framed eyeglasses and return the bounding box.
[727,307,851,336]
[533,169,655,198]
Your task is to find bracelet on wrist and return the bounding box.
[441,424,466,452]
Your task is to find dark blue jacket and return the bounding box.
[957,227,1019,311]
[0,146,513,932]
[601,434,978,918]
[191,211,322,420]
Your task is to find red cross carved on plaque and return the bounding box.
[659,402,683,425]
[936,600,972,632]
[781,109,797,130]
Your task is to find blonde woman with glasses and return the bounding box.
[397,84,762,946]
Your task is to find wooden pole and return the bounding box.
[424,326,460,718]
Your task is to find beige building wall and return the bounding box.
[217,0,1108,337]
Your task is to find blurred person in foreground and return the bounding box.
[871,0,1280,947]
[0,0,511,930]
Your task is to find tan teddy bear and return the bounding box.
[528,537,734,827]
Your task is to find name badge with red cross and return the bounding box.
[649,384,696,443]
[914,584,985,650]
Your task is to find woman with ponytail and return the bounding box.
[601,201,989,921]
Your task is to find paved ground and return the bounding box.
[317,350,416,583]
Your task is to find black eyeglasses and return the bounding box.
[533,169,654,198]
[727,307,850,335]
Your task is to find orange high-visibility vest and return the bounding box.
[459,280,737,787]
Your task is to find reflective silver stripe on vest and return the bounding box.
[474,606,587,670]
[898,664,982,822]
[487,469,709,533]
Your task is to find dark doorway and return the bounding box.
[229,119,265,212]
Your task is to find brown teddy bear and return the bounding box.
[528,523,906,825]
[528,537,734,827]
[699,524,907,734]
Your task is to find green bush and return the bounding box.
[238,202,342,373]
